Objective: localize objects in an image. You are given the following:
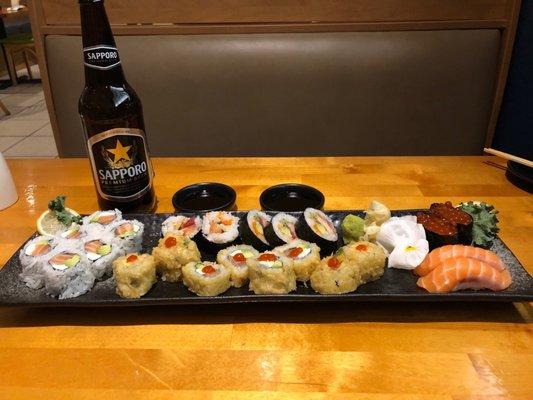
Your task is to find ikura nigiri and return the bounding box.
[417,257,512,293]
[414,245,505,276]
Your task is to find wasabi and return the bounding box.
[341,214,365,244]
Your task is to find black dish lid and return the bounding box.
[172,182,236,213]
[260,183,325,212]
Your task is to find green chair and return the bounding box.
[0,32,36,85]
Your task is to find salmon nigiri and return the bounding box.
[414,245,505,276]
[417,257,512,293]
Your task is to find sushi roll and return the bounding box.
[343,241,386,283]
[152,232,201,282]
[273,239,321,282]
[200,211,240,252]
[60,225,84,240]
[19,235,56,289]
[40,246,95,299]
[82,209,122,234]
[247,252,296,295]
[182,261,231,296]
[239,210,271,251]
[310,252,362,294]
[216,244,259,287]
[161,215,201,240]
[296,208,338,256]
[110,219,144,254]
[113,253,157,299]
[264,213,298,247]
[83,238,123,279]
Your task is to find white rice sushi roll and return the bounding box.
[216,244,259,287]
[82,209,122,235]
[59,224,85,241]
[182,261,231,296]
[264,213,298,247]
[161,215,201,239]
[296,208,338,256]
[19,235,57,289]
[83,237,123,279]
[247,252,296,295]
[110,219,144,254]
[200,211,240,252]
[274,239,320,282]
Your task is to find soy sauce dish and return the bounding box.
[172,182,236,213]
[260,183,325,212]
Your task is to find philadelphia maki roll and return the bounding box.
[60,225,84,240]
[296,208,338,256]
[239,210,271,251]
[182,261,231,296]
[82,209,122,231]
[200,211,240,252]
[264,213,298,247]
[274,239,320,282]
[83,238,121,279]
[113,253,157,299]
[247,252,296,295]
[111,219,144,254]
[152,233,201,282]
[216,244,259,287]
[161,215,201,240]
[19,235,56,289]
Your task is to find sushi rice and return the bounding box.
[108,219,144,254]
[19,235,57,289]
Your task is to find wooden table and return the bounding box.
[0,156,531,399]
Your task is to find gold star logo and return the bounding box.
[107,139,131,163]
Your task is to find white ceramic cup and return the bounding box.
[0,152,18,210]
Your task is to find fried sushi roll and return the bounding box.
[274,239,320,282]
[216,245,259,287]
[113,253,157,299]
[152,232,201,282]
[182,261,231,296]
[296,208,338,256]
[247,252,296,295]
[310,253,362,294]
[343,241,386,283]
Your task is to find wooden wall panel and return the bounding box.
[41,0,510,26]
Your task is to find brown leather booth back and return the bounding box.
[46,30,500,157]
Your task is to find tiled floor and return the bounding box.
[0,65,57,158]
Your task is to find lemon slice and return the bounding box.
[37,207,80,236]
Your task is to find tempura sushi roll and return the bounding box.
[264,213,298,247]
[200,211,240,252]
[247,252,296,295]
[83,209,122,231]
[111,219,144,254]
[182,261,231,296]
[296,208,338,256]
[113,253,156,299]
[310,252,362,294]
[83,238,122,279]
[343,241,386,283]
[239,210,271,251]
[274,239,320,282]
[216,244,259,287]
[161,215,201,240]
[19,235,56,289]
[152,232,201,282]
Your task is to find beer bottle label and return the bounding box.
[87,128,153,202]
[83,45,121,70]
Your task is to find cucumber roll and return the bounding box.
[273,239,320,282]
[19,235,57,289]
[113,253,157,299]
[199,211,240,252]
[296,208,338,256]
[110,219,144,254]
[239,210,271,251]
[264,213,298,247]
[216,244,259,287]
[83,238,122,279]
[247,252,296,295]
[161,215,201,240]
[182,261,231,296]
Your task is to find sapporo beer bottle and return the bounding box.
[78,0,156,213]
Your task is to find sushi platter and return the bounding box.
[0,203,532,307]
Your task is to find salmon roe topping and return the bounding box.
[164,236,177,248]
[328,257,341,269]
[356,244,368,251]
[126,254,138,263]
[202,265,216,275]
[232,253,246,263]
[258,253,277,262]
[288,247,303,258]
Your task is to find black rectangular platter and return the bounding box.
[0,210,532,307]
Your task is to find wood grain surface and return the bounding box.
[0,156,531,399]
